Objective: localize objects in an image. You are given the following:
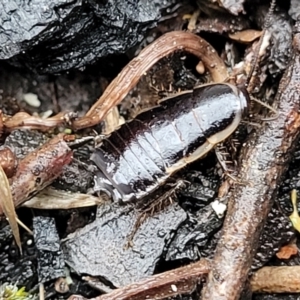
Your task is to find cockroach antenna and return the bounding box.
[246,0,277,90]
[243,0,279,121]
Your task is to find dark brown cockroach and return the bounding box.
[91,83,248,202]
[90,1,276,203]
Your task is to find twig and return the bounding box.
[2,111,67,133]
[201,23,300,300]
[0,134,73,215]
[72,31,228,130]
[67,262,300,300]
[250,266,300,293]
[0,32,227,134]
[67,259,210,300]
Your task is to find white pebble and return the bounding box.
[40,110,53,118]
[23,93,41,107]
[171,284,177,292]
[211,200,227,218]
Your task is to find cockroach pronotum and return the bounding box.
[91,2,276,203]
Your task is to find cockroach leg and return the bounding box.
[215,148,234,173]
[126,180,187,247]
[215,148,248,186]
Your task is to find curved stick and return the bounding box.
[201,25,300,300]
[71,31,228,130]
[2,32,227,133]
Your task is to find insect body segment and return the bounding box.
[91,83,248,203]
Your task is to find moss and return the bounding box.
[0,283,37,300]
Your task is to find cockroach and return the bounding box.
[91,2,276,203]
[91,83,248,202]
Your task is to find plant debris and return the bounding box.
[250,266,300,293]
[22,188,104,210]
[0,283,37,300]
[289,189,300,232]
[0,164,21,253]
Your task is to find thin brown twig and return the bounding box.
[0,134,73,215]
[2,111,67,133]
[66,262,300,300]
[72,31,228,130]
[201,23,300,300]
[250,266,300,293]
[68,259,210,300]
[0,32,228,134]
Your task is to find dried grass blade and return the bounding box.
[0,165,22,254]
[23,187,105,209]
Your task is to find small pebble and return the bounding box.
[211,200,227,218]
[23,93,41,108]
